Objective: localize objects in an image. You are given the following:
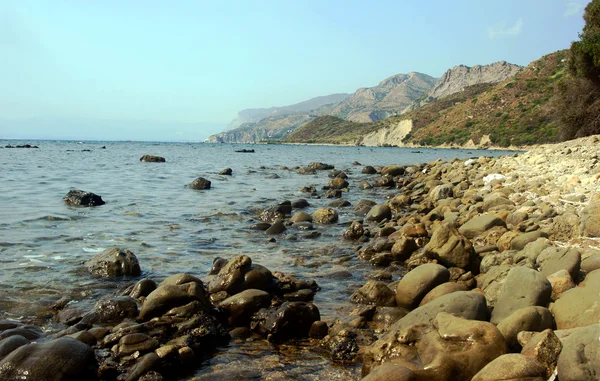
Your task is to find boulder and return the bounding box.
[63,190,105,206]
[350,280,396,307]
[496,306,554,351]
[482,192,514,211]
[458,214,507,239]
[83,296,139,324]
[395,263,449,310]
[343,221,364,240]
[290,212,312,223]
[218,289,271,326]
[390,236,419,261]
[140,155,165,162]
[547,269,575,300]
[381,165,405,177]
[311,208,338,224]
[549,212,581,241]
[423,223,477,271]
[0,338,97,381]
[265,220,286,235]
[362,166,377,175]
[471,354,546,381]
[0,335,29,361]
[521,329,562,378]
[429,183,454,201]
[308,162,334,170]
[510,231,548,251]
[85,247,141,278]
[535,246,581,280]
[207,255,252,294]
[328,177,349,189]
[362,311,504,379]
[491,267,552,325]
[419,282,468,306]
[188,177,211,190]
[139,282,212,320]
[251,301,320,342]
[551,269,600,329]
[365,204,392,223]
[556,324,600,381]
[218,168,232,175]
[580,200,600,237]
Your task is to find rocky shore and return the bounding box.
[1,136,599,380]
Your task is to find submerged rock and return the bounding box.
[188,177,212,190]
[140,154,165,162]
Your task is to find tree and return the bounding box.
[555,0,600,140]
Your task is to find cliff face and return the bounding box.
[206,114,314,143]
[428,61,523,100]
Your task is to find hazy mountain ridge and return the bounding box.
[283,51,566,147]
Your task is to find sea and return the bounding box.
[0,140,514,379]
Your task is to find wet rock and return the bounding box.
[496,306,554,351]
[296,167,317,175]
[207,255,252,294]
[290,211,312,223]
[265,220,286,235]
[0,325,43,341]
[309,321,329,339]
[556,324,600,381]
[63,189,105,207]
[372,307,408,332]
[381,165,405,177]
[551,269,600,329]
[390,236,419,261]
[580,200,600,237]
[361,364,416,381]
[471,354,546,381]
[130,279,158,299]
[321,329,359,362]
[458,214,507,239]
[328,199,351,208]
[85,247,141,278]
[328,177,349,189]
[423,223,477,271]
[125,352,160,381]
[251,301,320,342]
[312,208,338,224]
[308,162,334,170]
[343,221,364,240]
[362,166,377,174]
[218,168,232,175]
[84,296,139,325]
[291,199,310,209]
[535,246,581,280]
[419,282,468,306]
[140,155,165,162]
[218,289,271,326]
[350,280,396,307]
[116,333,159,356]
[139,281,212,321]
[188,177,211,190]
[395,263,449,310]
[0,335,29,361]
[247,222,271,230]
[491,267,552,325]
[0,337,97,381]
[365,204,392,223]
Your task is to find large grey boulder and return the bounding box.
[0,338,97,381]
[491,267,552,325]
[459,214,507,239]
[551,269,600,329]
[535,246,581,279]
[395,263,449,310]
[85,247,141,278]
[496,306,554,351]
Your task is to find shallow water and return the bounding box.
[0,140,512,378]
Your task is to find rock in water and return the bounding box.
[63,190,105,206]
[0,337,98,381]
[251,301,320,342]
[85,247,141,277]
[188,177,211,190]
[140,155,165,162]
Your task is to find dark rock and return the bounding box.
[251,301,320,342]
[308,162,334,170]
[83,296,139,325]
[365,204,392,223]
[0,326,43,341]
[0,335,29,361]
[362,166,377,174]
[324,189,342,198]
[291,199,310,209]
[265,220,286,235]
[140,155,165,162]
[63,190,105,207]
[218,289,271,326]
[328,177,349,189]
[321,330,359,362]
[380,165,405,177]
[139,281,213,321]
[85,247,141,278]
[188,177,211,190]
[130,279,157,299]
[218,168,232,175]
[0,337,97,381]
[328,199,351,208]
[309,321,328,339]
[350,280,396,307]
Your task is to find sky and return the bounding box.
[0,0,588,141]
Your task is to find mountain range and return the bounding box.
[207,60,524,144]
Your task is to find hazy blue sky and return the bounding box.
[0,0,587,140]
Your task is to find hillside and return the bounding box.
[206,72,437,143]
[283,51,567,147]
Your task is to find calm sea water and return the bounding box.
[0,140,512,378]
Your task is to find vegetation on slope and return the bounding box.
[284,51,567,147]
